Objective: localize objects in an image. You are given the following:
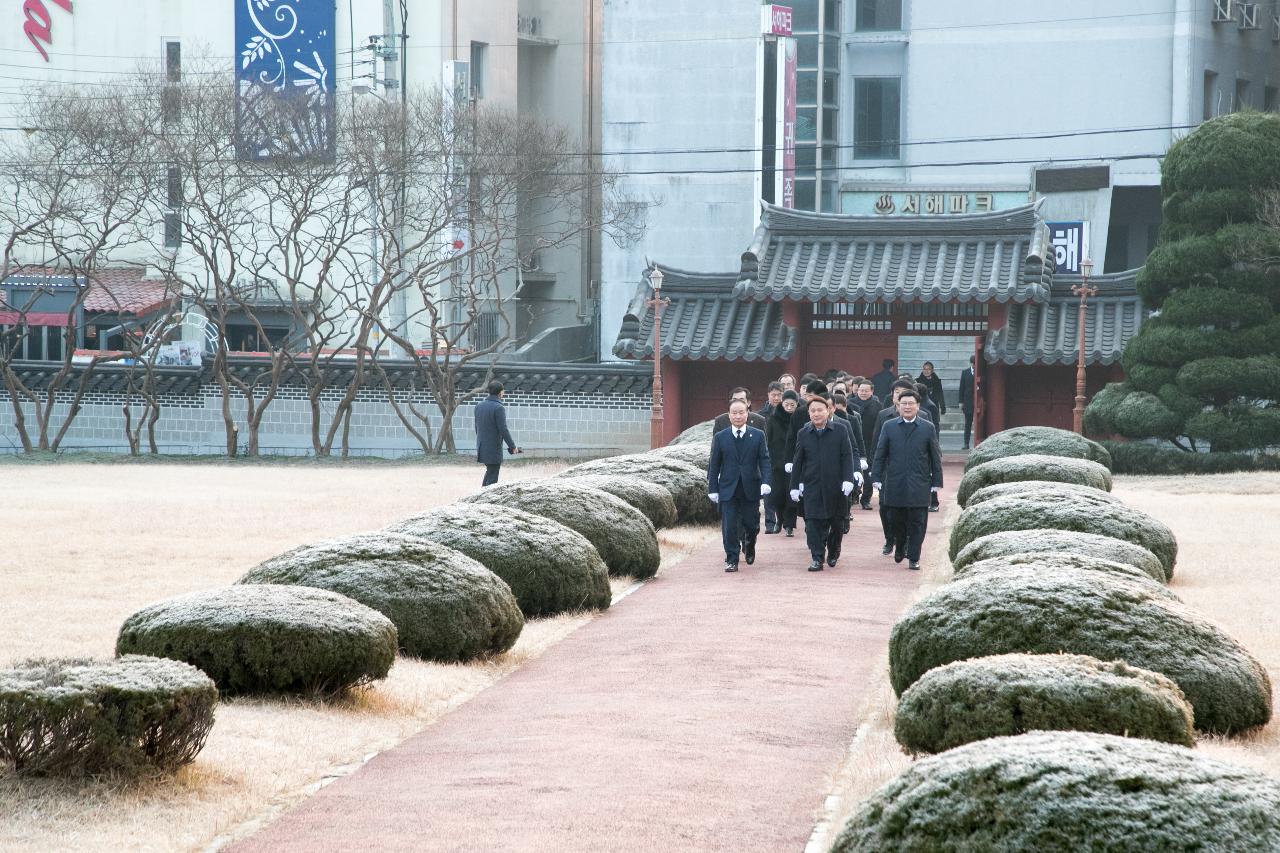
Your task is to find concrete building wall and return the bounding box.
[599,0,764,359]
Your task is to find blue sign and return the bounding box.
[235,0,335,161]
[1047,221,1088,274]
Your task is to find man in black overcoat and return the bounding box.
[851,380,882,510]
[707,400,772,571]
[474,380,520,486]
[959,355,976,450]
[789,396,857,571]
[871,389,943,571]
[712,387,767,434]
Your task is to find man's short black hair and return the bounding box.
[832,392,847,406]
[767,381,783,392]
[730,386,752,402]
[914,382,931,400]
[882,358,895,369]
[897,389,919,403]
[891,378,916,392]
[806,380,828,396]
[487,380,504,395]
[970,355,976,364]
[800,372,819,384]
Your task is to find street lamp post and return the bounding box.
[647,266,670,448]
[1072,257,1097,435]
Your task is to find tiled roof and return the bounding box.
[985,269,1146,366]
[3,266,178,316]
[613,264,795,362]
[733,201,1054,305]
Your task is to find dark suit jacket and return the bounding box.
[872,417,944,508]
[870,369,897,403]
[871,405,934,454]
[917,372,947,415]
[833,409,866,459]
[959,368,975,412]
[707,425,771,501]
[851,394,882,454]
[789,422,854,519]
[474,395,515,464]
[713,411,767,434]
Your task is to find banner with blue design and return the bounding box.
[235,0,335,161]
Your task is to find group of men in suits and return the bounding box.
[707,373,943,573]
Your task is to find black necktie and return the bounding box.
[734,430,743,442]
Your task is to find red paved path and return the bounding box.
[233,467,959,853]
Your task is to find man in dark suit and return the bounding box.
[474,380,520,487]
[870,358,897,403]
[757,381,783,419]
[707,399,772,572]
[712,387,767,434]
[959,355,976,450]
[872,389,943,572]
[789,395,857,571]
[851,380,882,510]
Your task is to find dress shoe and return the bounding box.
[908,561,921,571]
[827,556,838,567]
[808,560,823,572]
[881,542,893,556]
[894,549,905,564]
[860,501,872,511]
[928,505,940,513]
[724,561,739,572]
[785,527,794,537]
[764,525,778,534]
[744,541,756,565]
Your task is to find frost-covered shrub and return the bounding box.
[833,732,1280,851]
[560,454,716,524]
[894,653,1195,754]
[963,479,1124,509]
[668,419,715,446]
[0,655,217,777]
[949,490,1178,578]
[888,567,1272,733]
[555,474,678,529]
[238,533,522,662]
[966,426,1113,471]
[463,480,660,577]
[386,504,611,617]
[956,552,1169,588]
[957,454,1112,507]
[117,585,396,695]
[953,529,1166,583]
[648,442,710,470]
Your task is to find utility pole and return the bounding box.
[380,0,408,356]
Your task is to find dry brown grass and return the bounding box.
[0,462,715,853]
[814,475,1280,850]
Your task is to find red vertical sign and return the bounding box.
[781,38,797,209]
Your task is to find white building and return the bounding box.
[601,0,1280,363]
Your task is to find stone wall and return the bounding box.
[0,360,654,457]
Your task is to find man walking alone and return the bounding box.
[871,389,943,571]
[474,380,520,487]
[707,400,772,572]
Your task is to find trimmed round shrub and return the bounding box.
[888,567,1272,733]
[0,655,217,777]
[238,533,522,662]
[463,480,660,577]
[895,653,1195,754]
[954,529,1167,583]
[386,504,611,617]
[561,454,716,525]
[556,473,678,529]
[963,479,1124,510]
[958,553,1172,591]
[648,442,711,470]
[833,731,1280,852]
[957,453,1112,507]
[117,585,397,695]
[668,419,715,446]
[966,426,1113,471]
[949,490,1178,578]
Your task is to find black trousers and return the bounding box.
[720,486,760,562]
[770,485,797,531]
[887,506,929,562]
[481,463,502,487]
[963,407,974,447]
[804,516,843,562]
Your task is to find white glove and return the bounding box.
[784,462,793,473]
[789,489,801,503]
[854,472,864,486]
[931,486,940,492]
[707,493,719,503]
[841,481,854,496]
[798,482,804,494]
[860,458,869,471]
[873,482,882,491]
[760,484,772,496]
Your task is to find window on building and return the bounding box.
[165,41,181,83]
[1235,78,1251,112]
[1266,86,1278,112]
[1203,70,1219,120]
[854,77,900,159]
[164,212,181,249]
[470,41,487,99]
[856,0,902,31]
[788,0,839,212]
[166,166,182,209]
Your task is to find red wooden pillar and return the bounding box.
[972,336,986,446]
[781,300,804,378]
[985,361,1008,437]
[661,357,683,444]
[977,303,1009,443]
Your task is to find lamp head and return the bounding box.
[649,266,664,292]
[1080,257,1094,278]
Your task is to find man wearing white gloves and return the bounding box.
[871,389,944,571]
[789,395,857,571]
[707,399,772,572]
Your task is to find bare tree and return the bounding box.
[0,84,158,452]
